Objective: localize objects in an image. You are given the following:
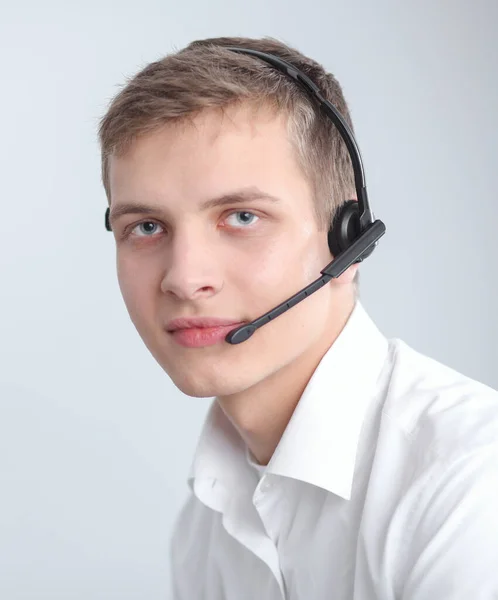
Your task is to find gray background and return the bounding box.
[1,0,497,598]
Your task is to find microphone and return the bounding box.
[225,219,386,344]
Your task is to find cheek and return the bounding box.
[229,242,294,311]
[116,255,157,320]
[252,231,326,284]
[229,231,329,317]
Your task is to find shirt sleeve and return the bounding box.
[400,443,498,599]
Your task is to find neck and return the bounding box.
[216,292,357,466]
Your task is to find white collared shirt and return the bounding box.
[170,302,498,599]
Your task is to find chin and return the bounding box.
[164,365,251,399]
[171,375,247,399]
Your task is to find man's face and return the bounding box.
[108,104,351,398]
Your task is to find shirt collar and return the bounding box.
[188,301,389,501]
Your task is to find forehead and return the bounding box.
[108,103,312,213]
[110,103,290,169]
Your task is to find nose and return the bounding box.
[160,229,223,301]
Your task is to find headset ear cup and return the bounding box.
[105,208,111,231]
[328,200,361,256]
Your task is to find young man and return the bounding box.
[98,37,498,599]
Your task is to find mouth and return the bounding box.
[168,324,245,348]
[166,318,246,348]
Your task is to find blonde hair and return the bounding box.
[98,36,357,233]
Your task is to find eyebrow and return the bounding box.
[108,187,281,226]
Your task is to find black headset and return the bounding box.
[104,47,386,345]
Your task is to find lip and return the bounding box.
[166,317,244,332]
[165,317,246,348]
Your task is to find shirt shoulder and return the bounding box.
[383,338,498,464]
[169,490,222,598]
[361,340,498,596]
[170,489,218,556]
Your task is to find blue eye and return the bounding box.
[131,221,164,237]
[225,211,259,228]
